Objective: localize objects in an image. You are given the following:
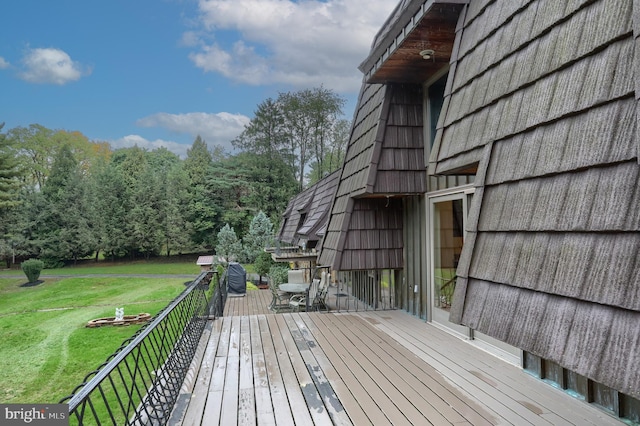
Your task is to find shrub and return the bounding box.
[40,257,64,269]
[254,251,274,280]
[268,265,289,287]
[21,259,45,283]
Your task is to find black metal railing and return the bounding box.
[208,267,227,318]
[60,270,217,425]
[333,269,399,311]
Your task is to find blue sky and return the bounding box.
[0,0,398,157]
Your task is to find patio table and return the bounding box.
[279,283,309,293]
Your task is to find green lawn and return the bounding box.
[0,273,192,403]
[0,258,202,277]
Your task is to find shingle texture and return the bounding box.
[278,184,315,245]
[319,82,426,270]
[296,170,340,249]
[433,0,640,397]
[277,171,340,249]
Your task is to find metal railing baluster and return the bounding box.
[60,270,217,425]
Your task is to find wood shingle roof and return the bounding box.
[319,81,428,271]
[276,170,340,249]
[278,184,316,246]
[433,0,640,397]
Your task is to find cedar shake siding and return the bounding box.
[278,184,315,246]
[431,0,640,397]
[277,171,339,249]
[319,82,427,271]
[296,170,340,251]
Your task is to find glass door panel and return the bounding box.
[430,193,469,336]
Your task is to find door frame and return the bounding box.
[427,185,474,337]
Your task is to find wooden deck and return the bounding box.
[175,296,623,425]
[223,286,383,317]
[224,289,275,316]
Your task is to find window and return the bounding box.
[523,351,640,424]
[566,370,589,401]
[426,72,447,149]
[428,74,446,147]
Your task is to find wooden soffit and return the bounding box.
[360,0,467,84]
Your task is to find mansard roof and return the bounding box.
[319,82,435,271]
[296,170,340,245]
[319,1,467,271]
[278,183,315,246]
[277,170,340,248]
[432,0,640,397]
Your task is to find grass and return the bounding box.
[0,259,201,277]
[0,271,192,404]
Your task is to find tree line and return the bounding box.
[0,87,349,268]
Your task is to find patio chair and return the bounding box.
[315,272,331,311]
[289,271,328,312]
[269,280,291,313]
[287,269,305,284]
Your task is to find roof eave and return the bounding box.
[359,0,467,84]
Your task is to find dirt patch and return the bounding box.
[19,280,44,288]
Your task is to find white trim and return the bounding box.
[428,191,470,337]
[427,182,475,198]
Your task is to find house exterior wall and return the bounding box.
[320,82,429,272]
[403,195,428,317]
[431,0,640,397]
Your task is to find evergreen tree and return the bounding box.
[183,135,212,187]
[129,165,163,259]
[39,145,95,265]
[232,98,287,158]
[215,223,242,263]
[243,210,274,263]
[163,164,193,256]
[91,159,130,260]
[0,124,22,209]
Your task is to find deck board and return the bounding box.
[311,313,434,425]
[259,315,295,426]
[283,314,351,426]
[323,313,469,425]
[356,311,622,426]
[250,316,276,426]
[178,307,624,426]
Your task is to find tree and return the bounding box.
[38,145,95,265]
[243,210,274,263]
[234,88,346,192]
[205,154,252,239]
[91,159,130,260]
[307,118,350,185]
[0,124,22,209]
[8,124,102,188]
[278,87,346,190]
[240,152,297,222]
[8,124,55,188]
[163,164,193,256]
[232,98,287,159]
[215,224,242,263]
[254,251,274,286]
[128,165,163,259]
[183,135,213,187]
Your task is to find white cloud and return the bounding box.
[19,47,90,85]
[187,0,398,92]
[110,135,193,158]
[136,111,250,150]
[0,57,9,69]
